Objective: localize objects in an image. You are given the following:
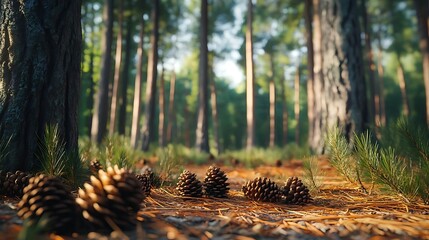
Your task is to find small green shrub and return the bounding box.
[302,156,324,194]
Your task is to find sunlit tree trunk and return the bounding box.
[109,0,124,135]
[130,16,145,148]
[304,0,315,147]
[281,73,288,145]
[269,53,276,148]
[377,33,386,126]
[166,70,176,143]
[91,0,113,143]
[158,66,166,147]
[413,0,429,126]
[195,0,210,152]
[141,0,159,151]
[210,79,220,154]
[396,56,410,117]
[118,13,132,136]
[184,104,191,147]
[294,66,300,145]
[0,0,81,170]
[246,0,255,150]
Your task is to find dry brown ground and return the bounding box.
[1,157,429,239]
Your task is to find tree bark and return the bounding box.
[87,3,96,137]
[396,56,410,117]
[269,53,276,148]
[130,15,145,148]
[158,66,165,147]
[118,13,132,135]
[141,0,159,151]
[294,66,300,145]
[281,73,288,145]
[166,70,176,143]
[91,0,113,143]
[109,0,124,135]
[246,0,255,150]
[195,0,210,152]
[0,0,81,170]
[413,0,429,126]
[304,0,315,147]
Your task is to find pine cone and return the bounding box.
[242,177,282,202]
[203,166,229,198]
[176,170,203,197]
[135,169,153,197]
[1,170,33,197]
[17,174,79,235]
[89,159,102,174]
[282,176,312,204]
[76,165,144,231]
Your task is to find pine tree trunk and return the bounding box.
[195,0,210,152]
[294,66,300,145]
[109,0,124,135]
[87,3,96,137]
[130,16,145,148]
[166,71,176,143]
[377,34,386,126]
[281,73,288,145]
[158,66,166,147]
[396,56,410,117]
[118,13,132,136]
[246,0,255,150]
[91,0,113,143]
[0,0,81,170]
[210,79,220,154]
[141,0,159,151]
[269,53,276,148]
[413,0,429,126]
[304,0,315,147]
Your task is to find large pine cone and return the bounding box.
[203,166,229,198]
[282,176,312,204]
[176,170,203,197]
[17,175,79,235]
[0,170,33,197]
[242,177,282,202]
[76,165,144,231]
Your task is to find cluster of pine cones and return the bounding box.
[176,166,230,198]
[242,176,312,204]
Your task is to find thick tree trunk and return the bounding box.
[413,0,429,126]
[166,71,176,143]
[195,0,210,152]
[0,0,81,170]
[396,56,410,117]
[304,0,315,147]
[91,0,113,144]
[294,66,300,145]
[130,16,145,148]
[158,66,165,147]
[312,0,367,153]
[118,14,132,135]
[141,0,159,151]
[109,0,124,135]
[246,0,255,150]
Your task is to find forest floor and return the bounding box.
[1,157,429,239]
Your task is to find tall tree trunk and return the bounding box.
[109,0,124,135]
[166,70,176,143]
[269,53,276,148]
[304,0,315,147]
[141,0,159,151]
[130,15,145,148]
[87,3,96,137]
[246,0,255,150]
[91,0,113,144]
[396,56,410,117]
[158,66,165,147]
[184,104,191,147]
[294,66,301,145]
[195,0,210,152]
[413,0,429,126]
[0,0,81,170]
[312,0,367,153]
[281,73,288,145]
[118,13,132,135]
[377,33,386,126]
[209,53,220,154]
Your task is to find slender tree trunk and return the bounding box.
[396,56,410,117]
[0,0,81,170]
[269,53,276,148]
[118,13,132,135]
[246,0,255,150]
[210,79,220,155]
[91,0,113,143]
[109,0,124,135]
[196,0,210,152]
[281,73,288,145]
[87,3,96,137]
[294,66,301,145]
[166,70,176,143]
[141,0,159,151]
[130,16,145,148]
[413,0,429,126]
[184,104,191,147]
[158,66,165,147]
[377,34,386,126]
[304,0,315,147]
